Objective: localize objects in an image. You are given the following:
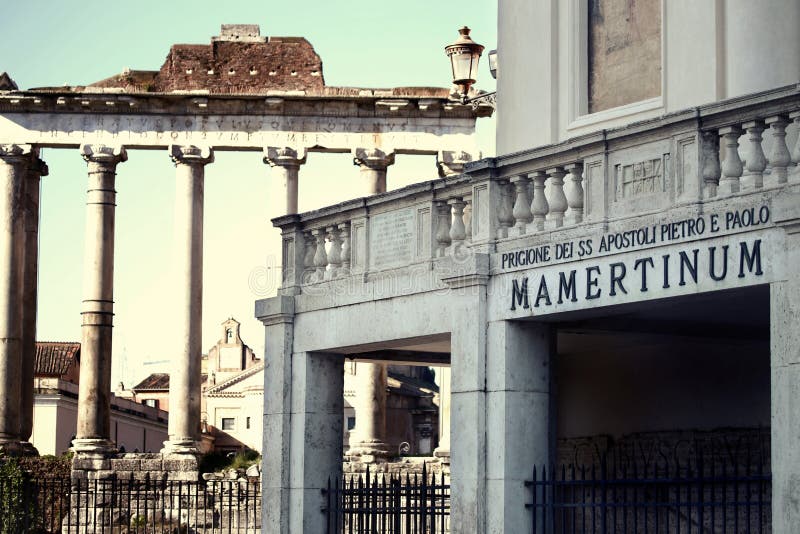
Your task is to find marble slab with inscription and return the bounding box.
[369,208,416,270]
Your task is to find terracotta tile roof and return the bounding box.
[35,342,80,377]
[132,373,170,391]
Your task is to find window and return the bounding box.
[221,417,235,431]
[142,399,159,409]
[347,417,356,431]
[246,417,251,429]
[587,0,661,114]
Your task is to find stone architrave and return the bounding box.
[0,144,32,453]
[264,147,306,215]
[162,145,213,456]
[74,144,127,455]
[353,148,395,195]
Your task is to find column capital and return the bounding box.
[169,144,214,166]
[353,148,395,170]
[264,146,306,168]
[437,150,474,177]
[27,156,48,178]
[0,144,34,164]
[81,144,127,169]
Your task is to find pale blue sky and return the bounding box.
[1,0,497,387]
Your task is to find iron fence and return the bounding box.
[0,474,261,533]
[323,464,449,534]
[526,454,771,534]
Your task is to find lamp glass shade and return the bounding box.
[445,27,484,95]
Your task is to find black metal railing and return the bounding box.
[0,474,261,533]
[324,464,450,534]
[526,455,771,534]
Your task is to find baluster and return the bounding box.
[311,228,328,282]
[791,111,800,181]
[327,226,342,278]
[338,222,351,276]
[435,201,452,257]
[509,175,532,235]
[741,120,766,190]
[701,131,721,198]
[303,231,316,283]
[718,126,744,194]
[530,171,549,232]
[563,163,584,225]
[766,115,791,184]
[545,167,567,229]
[463,194,473,242]
[448,198,467,248]
[496,180,514,239]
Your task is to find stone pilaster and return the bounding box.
[20,154,47,453]
[433,366,451,463]
[162,145,213,456]
[74,144,127,455]
[770,193,800,534]
[349,362,389,462]
[353,148,395,195]
[264,147,306,215]
[0,144,32,454]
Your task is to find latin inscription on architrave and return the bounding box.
[616,158,663,199]
[0,112,474,152]
[369,208,415,269]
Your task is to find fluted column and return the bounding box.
[0,144,32,453]
[350,362,389,462]
[162,145,213,455]
[74,144,127,455]
[353,148,395,194]
[264,147,306,215]
[19,154,47,452]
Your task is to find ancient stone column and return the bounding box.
[20,154,47,452]
[162,145,213,455]
[350,362,389,461]
[433,366,451,462]
[74,144,127,455]
[0,144,32,454]
[353,148,395,195]
[264,147,306,215]
[437,150,473,177]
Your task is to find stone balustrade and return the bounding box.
[273,84,800,294]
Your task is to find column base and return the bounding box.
[161,439,199,456]
[72,438,117,456]
[350,440,390,463]
[0,439,24,456]
[19,442,39,456]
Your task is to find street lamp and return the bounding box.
[445,26,496,108]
